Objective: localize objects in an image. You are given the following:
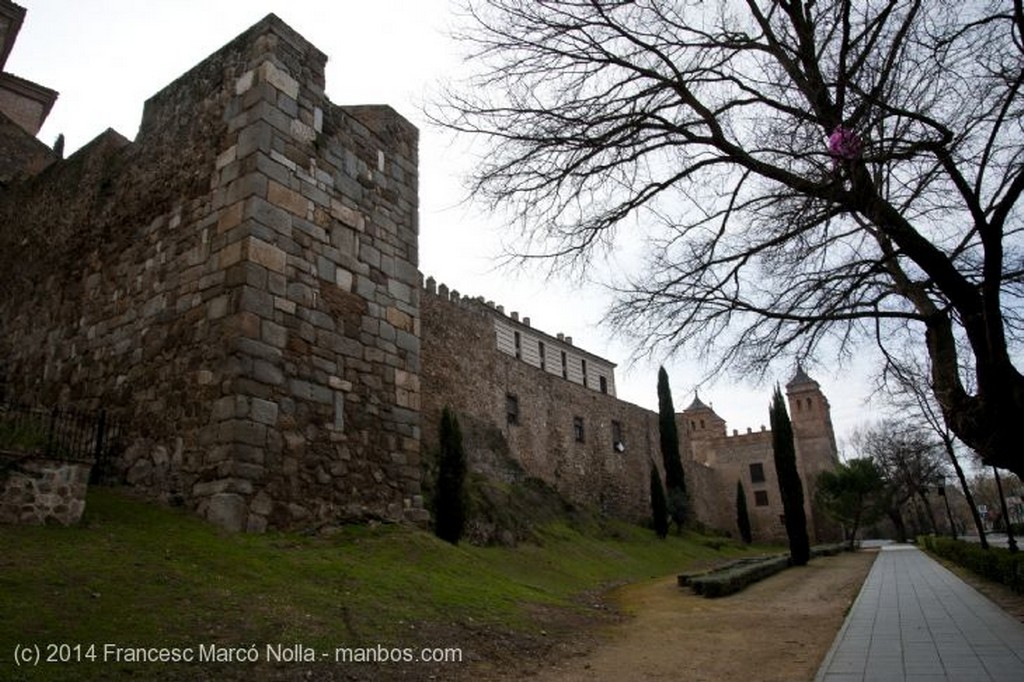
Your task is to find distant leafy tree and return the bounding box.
[650,463,669,539]
[816,458,886,550]
[434,406,468,545]
[771,386,810,565]
[657,367,687,531]
[736,480,752,545]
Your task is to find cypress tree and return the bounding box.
[770,386,810,565]
[650,463,669,539]
[736,480,753,544]
[657,367,687,530]
[434,406,468,545]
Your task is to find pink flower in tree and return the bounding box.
[828,125,862,162]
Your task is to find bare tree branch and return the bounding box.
[430,0,1024,476]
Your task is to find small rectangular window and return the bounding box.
[582,358,588,387]
[506,393,519,426]
[599,376,608,394]
[612,420,625,453]
[514,331,521,359]
[573,416,585,442]
[754,490,769,507]
[750,462,765,484]
[539,341,546,370]
[561,351,568,379]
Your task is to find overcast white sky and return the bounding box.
[9,0,878,449]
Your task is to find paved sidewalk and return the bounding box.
[816,544,1024,682]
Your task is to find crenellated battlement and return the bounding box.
[422,274,616,395]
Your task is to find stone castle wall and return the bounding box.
[0,12,839,539]
[0,15,423,530]
[420,283,660,522]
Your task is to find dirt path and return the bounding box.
[523,550,877,682]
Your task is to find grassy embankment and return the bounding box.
[1,487,773,680]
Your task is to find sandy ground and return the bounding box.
[513,550,877,682]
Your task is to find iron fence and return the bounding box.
[0,403,122,481]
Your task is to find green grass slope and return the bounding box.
[1,487,771,680]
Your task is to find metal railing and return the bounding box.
[0,403,122,481]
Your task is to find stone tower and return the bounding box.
[786,366,841,541]
[681,394,726,443]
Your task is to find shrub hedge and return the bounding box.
[919,535,1024,594]
[681,543,850,598]
[688,555,792,598]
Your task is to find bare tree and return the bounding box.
[434,1,1024,477]
[879,353,989,546]
[854,419,948,540]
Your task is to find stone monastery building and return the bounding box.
[0,7,839,542]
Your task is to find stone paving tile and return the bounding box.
[815,545,1024,682]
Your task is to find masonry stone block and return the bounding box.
[205,492,248,532]
[278,93,298,118]
[290,119,316,143]
[237,122,273,160]
[246,237,287,274]
[235,69,255,95]
[250,397,279,425]
[238,285,275,319]
[268,179,309,218]
[316,254,336,283]
[252,358,285,386]
[293,216,328,243]
[288,378,333,404]
[259,60,300,100]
